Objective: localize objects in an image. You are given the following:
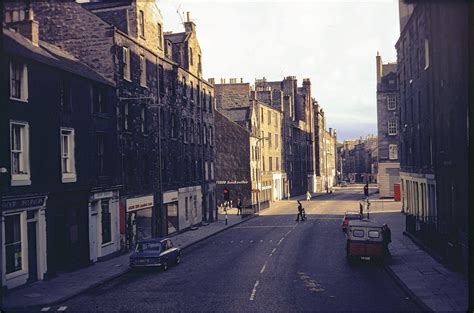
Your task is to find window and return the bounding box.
[182,119,187,142]
[5,214,22,274]
[268,111,271,125]
[123,103,131,131]
[198,54,202,73]
[368,230,380,238]
[387,95,396,110]
[101,200,112,244]
[139,10,145,38]
[352,230,364,237]
[203,125,207,145]
[139,55,146,87]
[157,23,163,49]
[60,76,72,110]
[197,122,201,145]
[389,144,398,160]
[92,85,106,113]
[10,122,30,185]
[60,128,76,182]
[210,161,214,180]
[205,161,209,180]
[261,108,264,122]
[190,81,194,102]
[209,126,213,146]
[274,113,277,127]
[276,157,279,171]
[122,47,130,81]
[158,65,165,94]
[189,47,193,66]
[269,157,273,171]
[190,120,195,144]
[10,61,28,101]
[424,39,429,70]
[209,93,213,112]
[97,133,106,176]
[268,132,272,148]
[388,119,397,135]
[185,197,189,220]
[140,106,146,133]
[194,195,197,217]
[182,76,187,98]
[275,134,278,148]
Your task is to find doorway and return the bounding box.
[27,221,38,283]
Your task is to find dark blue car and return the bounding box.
[129,238,181,270]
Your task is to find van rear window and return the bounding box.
[353,230,364,237]
[368,230,380,238]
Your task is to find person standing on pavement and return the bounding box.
[296,200,304,221]
[236,198,242,216]
[382,224,392,257]
[306,191,311,201]
[364,183,369,199]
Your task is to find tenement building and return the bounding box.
[396,0,468,272]
[376,52,399,198]
[3,0,216,279]
[1,8,120,288]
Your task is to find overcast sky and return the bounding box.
[160,0,400,141]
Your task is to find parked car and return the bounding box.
[341,211,362,232]
[130,238,181,270]
[346,219,384,262]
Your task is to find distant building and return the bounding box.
[340,135,377,184]
[376,52,400,198]
[396,0,468,272]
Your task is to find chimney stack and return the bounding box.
[6,6,39,47]
[184,11,195,33]
[376,51,382,85]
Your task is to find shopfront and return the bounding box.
[1,195,48,289]
[126,195,154,247]
[163,190,178,235]
[88,190,120,263]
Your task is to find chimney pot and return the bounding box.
[187,12,191,22]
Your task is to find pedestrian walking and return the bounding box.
[237,198,242,216]
[382,224,392,257]
[296,200,304,221]
[364,183,369,198]
[359,202,363,216]
[306,191,311,201]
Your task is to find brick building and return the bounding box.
[1,9,120,288]
[396,0,468,272]
[376,52,400,198]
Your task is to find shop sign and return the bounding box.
[2,196,46,210]
[216,180,249,185]
[126,195,154,213]
[92,191,113,200]
[163,191,178,204]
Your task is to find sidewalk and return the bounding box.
[369,201,469,312]
[2,212,256,310]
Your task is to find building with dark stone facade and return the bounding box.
[214,111,251,209]
[3,0,216,279]
[396,0,468,272]
[376,53,400,198]
[1,10,120,288]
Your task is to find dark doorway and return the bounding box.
[27,221,37,283]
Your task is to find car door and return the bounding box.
[160,240,171,262]
[166,239,178,261]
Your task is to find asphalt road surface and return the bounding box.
[31,186,421,312]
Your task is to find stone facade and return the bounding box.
[339,135,377,183]
[376,53,400,198]
[396,0,468,272]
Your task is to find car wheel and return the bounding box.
[162,262,168,271]
[175,254,181,265]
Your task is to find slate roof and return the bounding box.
[81,0,132,11]
[164,32,190,44]
[4,27,114,87]
[221,107,251,123]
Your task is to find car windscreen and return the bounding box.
[136,242,162,253]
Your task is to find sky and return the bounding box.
[157,0,401,141]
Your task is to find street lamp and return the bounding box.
[255,136,268,213]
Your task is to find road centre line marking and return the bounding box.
[40,308,50,312]
[272,248,277,254]
[235,225,295,229]
[250,280,260,300]
[260,262,267,274]
[57,306,68,312]
[277,238,284,245]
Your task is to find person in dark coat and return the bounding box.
[296,200,304,221]
[236,198,242,216]
[382,224,392,257]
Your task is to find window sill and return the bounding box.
[11,175,31,186]
[123,77,132,83]
[140,84,148,89]
[62,174,77,183]
[10,96,28,103]
[101,241,114,248]
[6,268,27,281]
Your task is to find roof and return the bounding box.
[81,1,132,11]
[221,107,251,123]
[349,219,383,228]
[3,27,114,87]
[164,32,191,44]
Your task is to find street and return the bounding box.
[33,187,420,312]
